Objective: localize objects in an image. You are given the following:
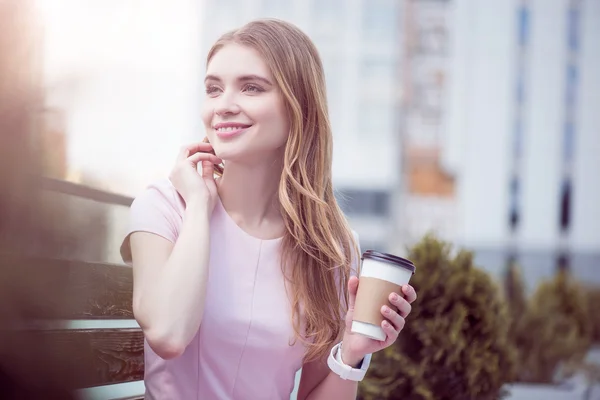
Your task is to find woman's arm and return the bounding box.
[297,278,418,399]
[129,142,221,360]
[130,198,211,359]
[296,353,360,400]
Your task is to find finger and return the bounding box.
[202,137,218,155]
[187,152,222,166]
[382,319,400,343]
[188,151,221,164]
[389,293,412,318]
[347,276,359,310]
[177,142,214,161]
[186,141,214,152]
[402,285,417,303]
[201,160,214,179]
[381,306,406,332]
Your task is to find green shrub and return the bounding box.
[585,285,600,345]
[513,269,593,383]
[359,234,517,400]
[503,259,527,336]
[502,258,529,381]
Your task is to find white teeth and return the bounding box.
[216,126,246,132]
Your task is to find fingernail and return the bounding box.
[383,306,391,314]
[403,285,410,293]
[383,320,390,328]
[391,293,399,301]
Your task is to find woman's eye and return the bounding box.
[243,84,264,93]
[205,85,221,95]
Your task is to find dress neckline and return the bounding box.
[215,195,284,243]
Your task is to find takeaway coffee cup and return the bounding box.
[351,250,416,341]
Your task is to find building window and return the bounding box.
[513,120,523,159]
[559,179,572,233]
[556,253,570,272]
[565,64,578,107]
[509,177,520,232]
[516,73,525,105]
[336,189,391,217]
[563,120,575,163]
[562,2,580,168]
[518,5,529,47]
[567,6,580,53]
[415,82,443,122]
[416,20,448,56]
[362,0,398,42]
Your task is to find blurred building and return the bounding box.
[443,0,600,289]
[399,0,457,249]
[200,0,404,252]
[36,0,599,284]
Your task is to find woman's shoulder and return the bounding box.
[120,178,185,263]
[131,178,185,216]
[138,177,180,201]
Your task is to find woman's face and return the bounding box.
[202,43,290,164]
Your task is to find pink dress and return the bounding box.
[120,179,357,399]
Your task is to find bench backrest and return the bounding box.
[0,178,145,399]
[0,2,144,396]
[0,254,145,398]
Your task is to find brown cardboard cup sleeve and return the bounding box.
[353,276,400,326]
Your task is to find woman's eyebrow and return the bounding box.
[204,74,221,83]
[204,74,273,86]
[238,74,273,86]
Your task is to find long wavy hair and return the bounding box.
[206,19,359,362]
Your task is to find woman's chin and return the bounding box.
[212,148,242,163]
[212,141,284,167]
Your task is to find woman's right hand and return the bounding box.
[169,142,222,213]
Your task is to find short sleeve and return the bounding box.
[119,179,185,264]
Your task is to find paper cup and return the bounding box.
[351,250,416,341]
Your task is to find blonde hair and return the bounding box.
[206,19,359,362]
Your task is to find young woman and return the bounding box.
[121,18,417,400]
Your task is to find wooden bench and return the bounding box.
[0,2,144,396]
[0,254,145,399]
[0,178,146,399]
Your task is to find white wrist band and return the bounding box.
[326,342,371,381]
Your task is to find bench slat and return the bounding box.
[0,254,134,319]
[13,328,145,388]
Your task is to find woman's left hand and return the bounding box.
[339,276,418,366]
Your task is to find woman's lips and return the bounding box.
[214,124,252,139]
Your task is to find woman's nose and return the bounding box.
[214,91,241,116]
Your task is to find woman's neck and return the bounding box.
[217,157,284,230]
